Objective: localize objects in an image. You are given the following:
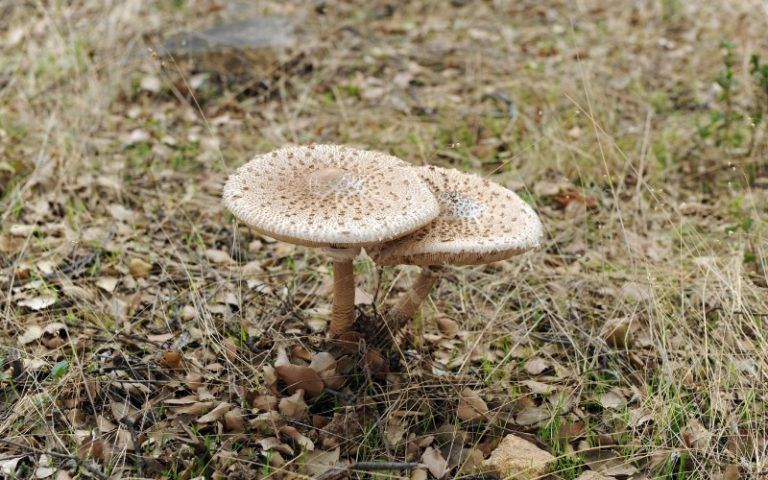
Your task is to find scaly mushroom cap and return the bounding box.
[222,145,440,248]
[371,165,543,266]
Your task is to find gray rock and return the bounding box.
[161,17,296,56]
[158,17,301,77]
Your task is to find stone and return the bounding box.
[159,17,300,77]
[484,435,554,479]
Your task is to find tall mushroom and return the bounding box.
[222,145,439,338]
[370,165,543,339]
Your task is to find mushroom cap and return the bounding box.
[222,145,440,248]
[370,165,543,266]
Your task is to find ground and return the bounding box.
[1,1,767,479]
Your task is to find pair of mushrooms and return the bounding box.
[223,145,542,340]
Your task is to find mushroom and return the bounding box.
[370,165,543,336]
[222,145,440,337]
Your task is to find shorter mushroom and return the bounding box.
[222,145,439,338]
[370,165,543,343]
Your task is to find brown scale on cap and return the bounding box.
[222,145,439,248]
[371,165,543,266]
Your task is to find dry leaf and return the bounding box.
[524,357,550,375]
[422,446,449,479]
[275,364,324,397]
[280,425,315,451]
[575,471,612,480]
[599,388,627,409]
[107,203,136,222]
[259,437,293,455]
[279,390,308,419]
[522,380,554,395]
[160,351,183,370]
[34,454,56,479]
[457,388,489,422]
[205,249,233,264]
[174,401,215,415]
[41,322,68,349]
[411,468,428,480]
[303,447,340,476]
[17,295,56,311]
[222,337,238,362]
[224,408,245,432]
[252,395,278,411]
[60,282,95,302]
[95,277,118,293]
[516,405,550,426]
[601,316,633,348]
[682,418,712,450]
[147,333,174,343]
[129,258,152,278]
[197,402,231,423]
[436,316,459,337]
[19,325,43,345]
[309,352,335,373]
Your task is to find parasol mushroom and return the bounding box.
[370,165,542,340]
[222,144,439,337]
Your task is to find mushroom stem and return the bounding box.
[387,266,444,328]
[324,248,361,338]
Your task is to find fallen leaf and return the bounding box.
[457,388,489,422]
[41,322,68,349]
[436,316,459,336]
[205,249,233,265]
[60,282,95,302]
[129,258,152,278]
[17,295,56,311]
[197,402,231,424]
[280,425,315,451]
[354,287,373,305]
[159,351,183,370]
[516,405,550,426]
[522,380,554,395]
[599,388,627,409]
[0,457,23,477]
[174,401,215,415]
[107,203,136,222]
[95,277,118,293]
[601,316,633,348]
[224,408,245,432]
[222,337,238,362]
[682,418,712,450]
[421,446,449,479]
[575,471,612,480]
[303,447,340,476]
[275,364,324,397]
[279,390,308,419]
[411,468,428,480]
[147,333,174,343]
[524,357,550,375]
[35,454,56,478]
[252,395,278,411]
[19,325,43,345]
[259,437,293,456]
[620,282,652,302]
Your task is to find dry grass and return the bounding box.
[1,1,767,479]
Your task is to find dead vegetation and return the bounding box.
[1,1,767,479]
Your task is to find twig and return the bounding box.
[0,438,108,480]
[120,417,145,477]
[323,387,356,403]
[350,461,421,471]
[315,461,421,480]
